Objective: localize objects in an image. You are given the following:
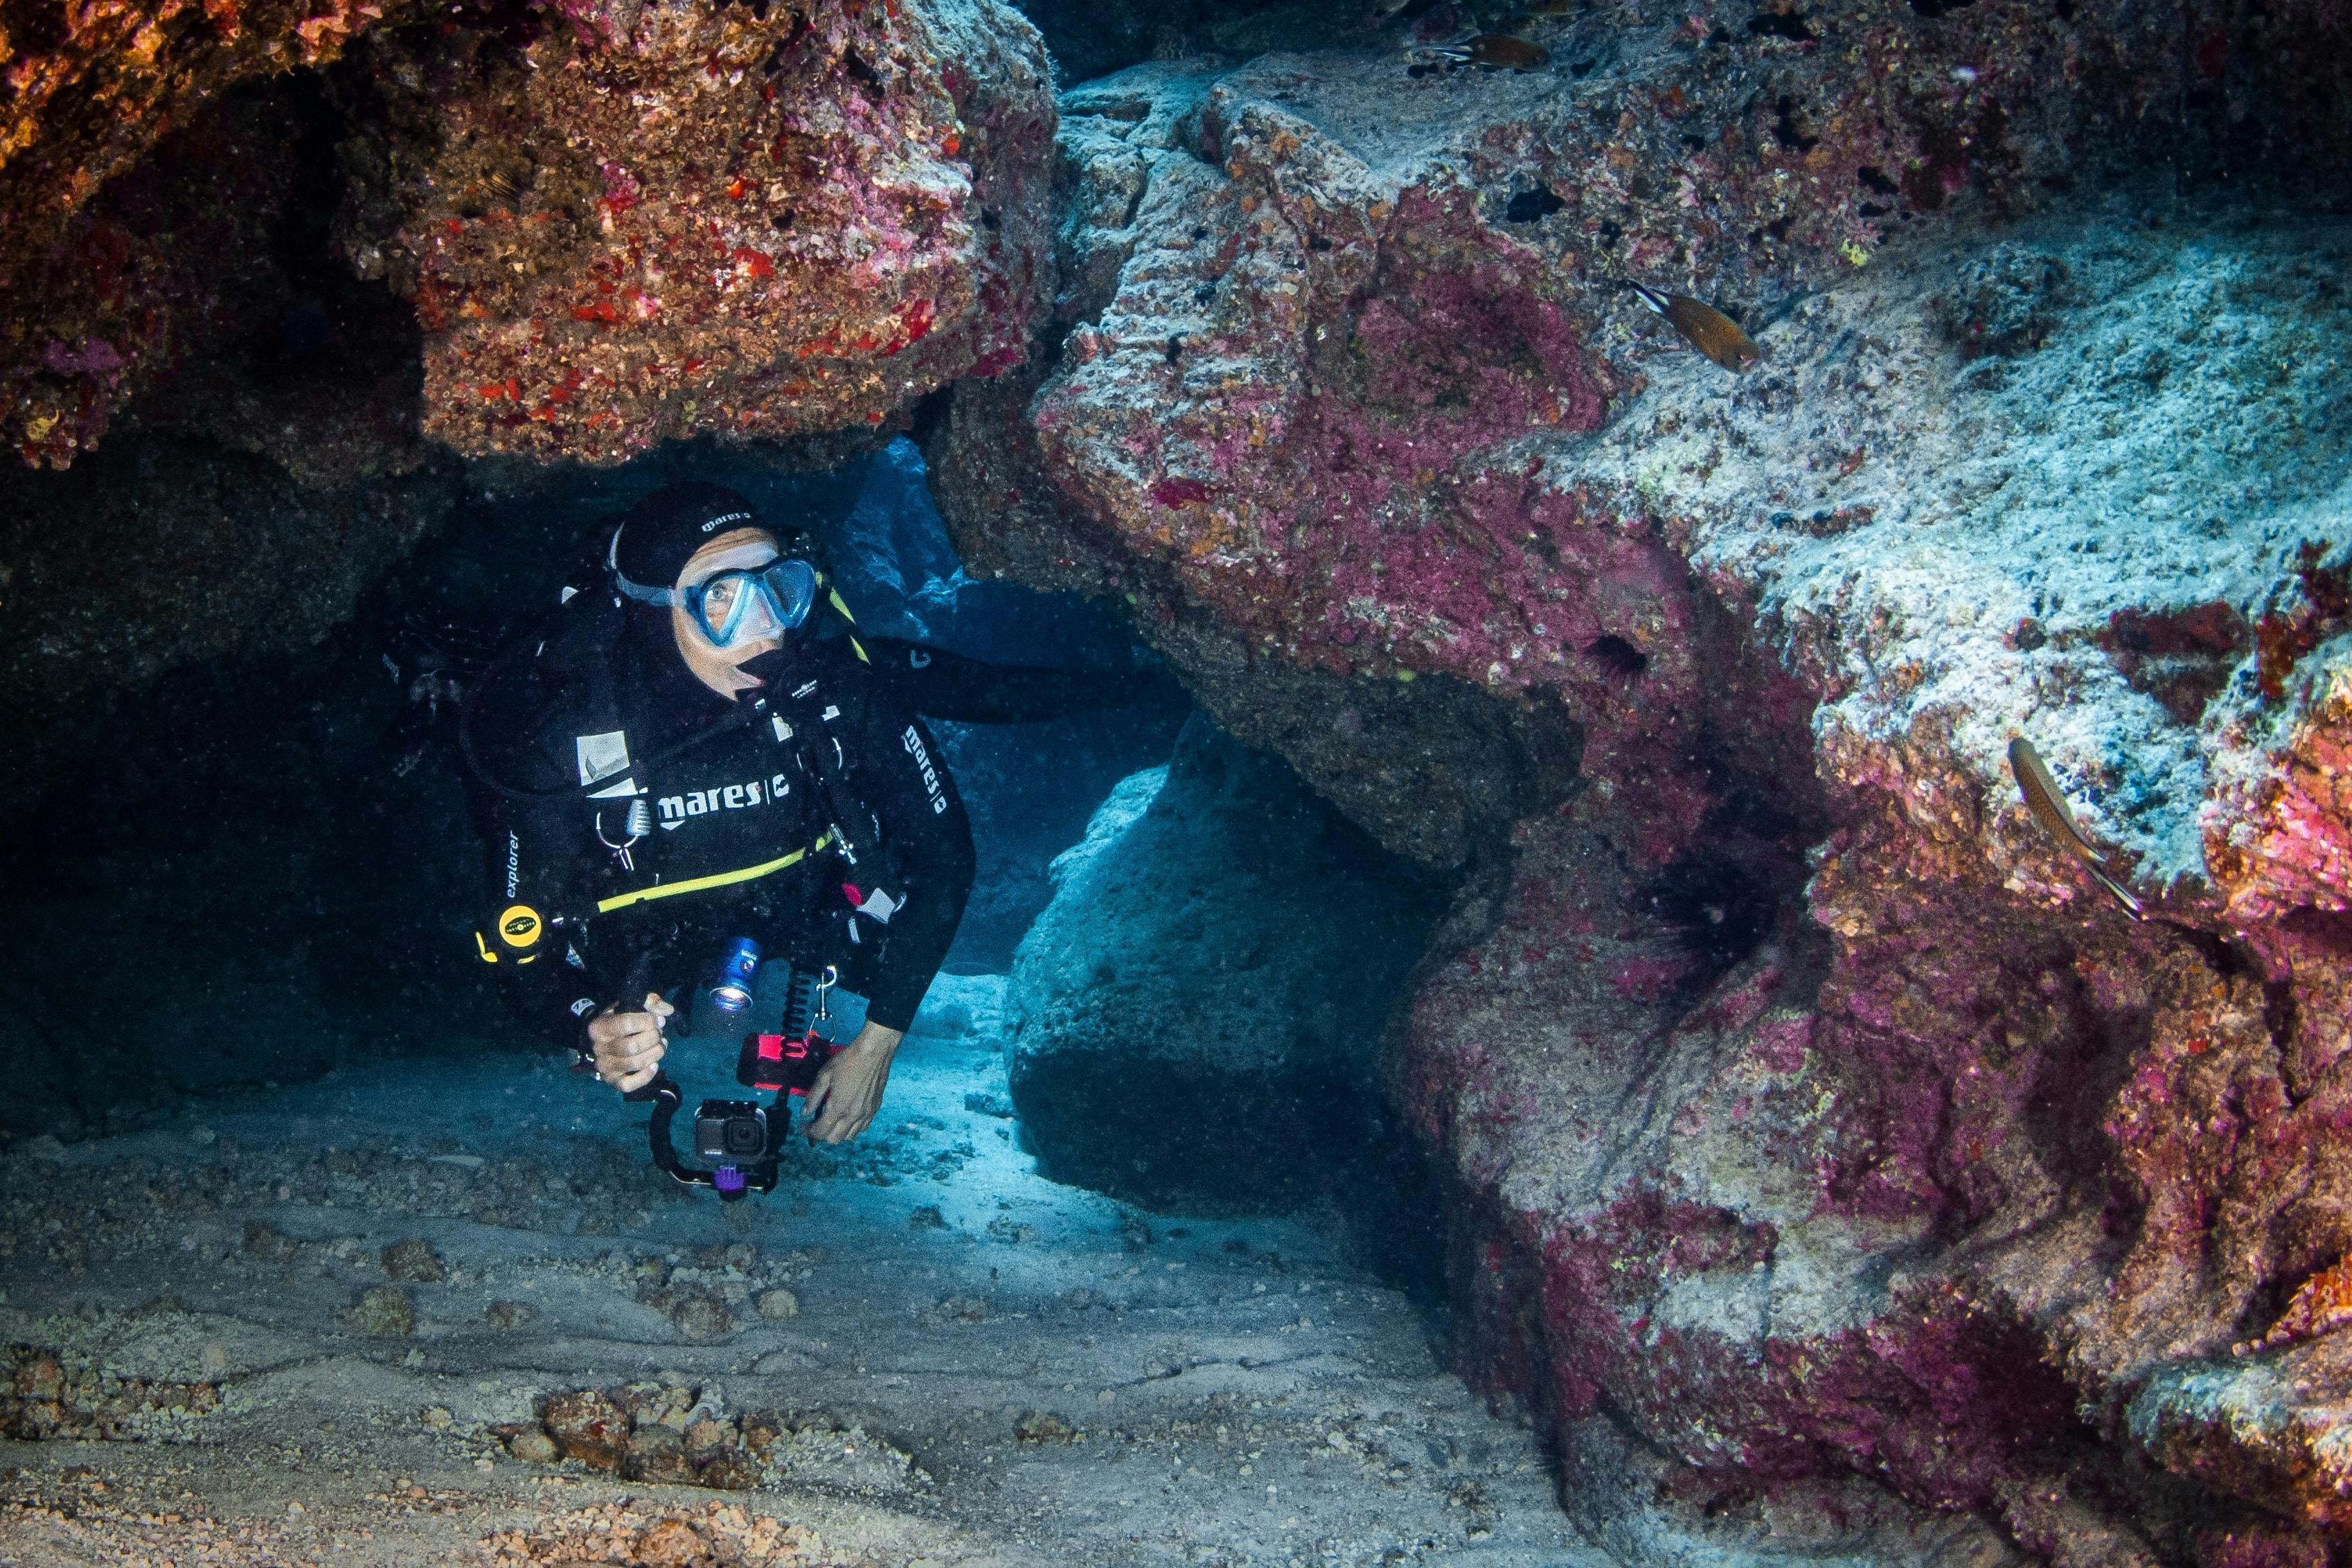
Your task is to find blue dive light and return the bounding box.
[710,937,762,1015]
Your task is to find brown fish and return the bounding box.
[2008,737,2146,920]
[1625,281,1761,372]
[1436,34,1552,69]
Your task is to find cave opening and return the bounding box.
[0,425,1574,1557]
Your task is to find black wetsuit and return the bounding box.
[462,594,991,1046]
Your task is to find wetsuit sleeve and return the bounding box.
[864,637,1164,724]
[844,684,974,1033]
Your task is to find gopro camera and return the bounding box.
[619,961,843,1201]
[693,1099,772,1161]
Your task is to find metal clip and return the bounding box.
[596,807,646,873]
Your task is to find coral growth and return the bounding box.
[336,0,1054,462]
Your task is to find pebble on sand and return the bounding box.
[353,1286,416,1337]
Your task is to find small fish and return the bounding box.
[1624,281,1761,372]
[2007,737,2146,920]
[1434,34,1552,69]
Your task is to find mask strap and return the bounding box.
[608,525,679,608]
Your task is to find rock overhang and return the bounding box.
[1,0,1061,468]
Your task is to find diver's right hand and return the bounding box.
[587,992,674,1094]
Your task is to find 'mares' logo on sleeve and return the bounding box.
[657,773,792,829]
[903,727,947,814]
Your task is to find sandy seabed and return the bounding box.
[0,977,1588,1567]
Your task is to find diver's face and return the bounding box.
[672,527,783,700]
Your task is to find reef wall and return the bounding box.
[914,8,2352,1560]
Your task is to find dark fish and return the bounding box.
[1625,281,1761,372]
[2008,737,2146,920]
[1436,34,1552,69]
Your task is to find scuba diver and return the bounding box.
[456,481,1103,1150]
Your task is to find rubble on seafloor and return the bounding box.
[0,1018,1594,1565]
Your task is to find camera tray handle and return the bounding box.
[625,1070,783,1200]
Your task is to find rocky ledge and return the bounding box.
[925,11,2352,1560]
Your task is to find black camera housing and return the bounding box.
[692,1099,772,1161]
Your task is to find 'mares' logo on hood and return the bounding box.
[657,773,792,829]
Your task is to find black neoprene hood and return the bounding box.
[609,482,769,592]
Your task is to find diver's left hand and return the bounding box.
[803,1022,904,1144]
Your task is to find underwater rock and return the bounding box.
[826,440,1192,961]
[659,1289,734,1344]
[927,27,2352,1555]
[0,1345,222,1443]
[485,1300,540,1330]
[0,430,458,727]
[337,0,1055,463]
[542,1389,632,1471]
[923,0,2212,856]
[505,1428,561,1464]
[1006,715,1443,1208]
[0,1,416,467]
[1558,1412,2029,1567]
[380,1238,447,1283]
[1400,208,2352,1547]
[623,1425,695,1484]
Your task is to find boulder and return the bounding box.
[823,440,1191,963]
[0,0,417,467]
[920,0,2222,863]
[1006,715,1443,1209]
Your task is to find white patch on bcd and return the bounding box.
[576,731,632,787]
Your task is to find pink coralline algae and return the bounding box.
[991,0,2182,865]
[39,340,125,377]
[924,22,2352,1551]
[2205,603,2352,940]
[359,0,1054,462]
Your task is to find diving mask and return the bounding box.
[614,548,820,650]
[681,558,818,649]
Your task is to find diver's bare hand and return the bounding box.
[803,1022,904,1144]
[587,992,674,1094]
